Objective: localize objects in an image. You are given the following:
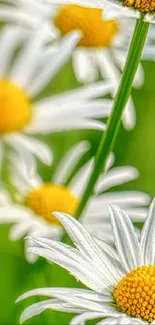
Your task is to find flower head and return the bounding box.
[17,199,155,324]
[54,5,118,48]
[0,142,149,262]
[52,4,146,129]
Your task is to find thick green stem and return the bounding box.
[76,17,149,218]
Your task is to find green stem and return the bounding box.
[76,17,149,218]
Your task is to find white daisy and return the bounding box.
[4,1,155,129]
[18,2,144,129]
[51,4,155,129]
[17,199,155,324]
[0,23,113,172]
[0,141,149,262]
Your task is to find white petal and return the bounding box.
[140,199,155,264]
[9,148,37,179]
[70,312,106,325]
[53,141,90,184]
[69,159,94,198]
[96,49,120,91]
[73,49,98,83]
[103,1,140,19]
[34,98,112,120]
[17,287,109,303]
[0,24,24,77]
[104,152,115,172]
[64,0,105,8]
[96,166,139,193]
[123,97,136,130]
[19,298,85,324]
[27,242,109,292]
[9,25,51,90]
[47,80,113,102]
[53,212,122,283]
[0,205,32,223]
[9,223,28,241]
[133,63,145,88]
[26,117,107,133]
[5,134,53,166]
[86,191,150,217]
[109,205,143,272]
[0,6,40,27]
[28,31,81,97]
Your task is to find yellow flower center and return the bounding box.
[54,5,118,48]
[25,183,79,224]
[113,265,155,323]
[123,0,155,13]
[0,79,31,134]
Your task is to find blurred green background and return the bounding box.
[1,59,155,325]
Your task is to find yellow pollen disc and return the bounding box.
[113,265,155,323]
[123,0,155,12]
[54,5,118,48]
[25,183,79,224]
[0,79,31,134]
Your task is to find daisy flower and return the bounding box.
[4,1,155,129]
[0,141,149,262]
[20,2,155,129]
[17,199,155,324]
[51,4,155,129]
[37,3,145,129]
[0,23,113,171]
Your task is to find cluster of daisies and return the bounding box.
[0,0,155,324]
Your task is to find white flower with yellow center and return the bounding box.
[0,23,113,170]
[52,4,146,130]
[17,199,155,325]
[0,141,149,262]
[17,1,152,129]
[4,1,155,128]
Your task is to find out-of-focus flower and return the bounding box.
[0,141,149,262]
[17,200,155,325]
[14,1,153,130]
[4,1,155,129]
[0,0,52,28]
[0,23,114,172]
[52,5,145,130]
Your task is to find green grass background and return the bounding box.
[0,59,155,325]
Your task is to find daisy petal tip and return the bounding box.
[26,247,35,253]
[131,167,140,178]
[152,197,155,205]
[24,236,32,240]
[15,296,22,304]
[53,211,71,219]
[82,140,91,152]
[109,204,120,213]
[148,197,155,215]
[19,314,26,325]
